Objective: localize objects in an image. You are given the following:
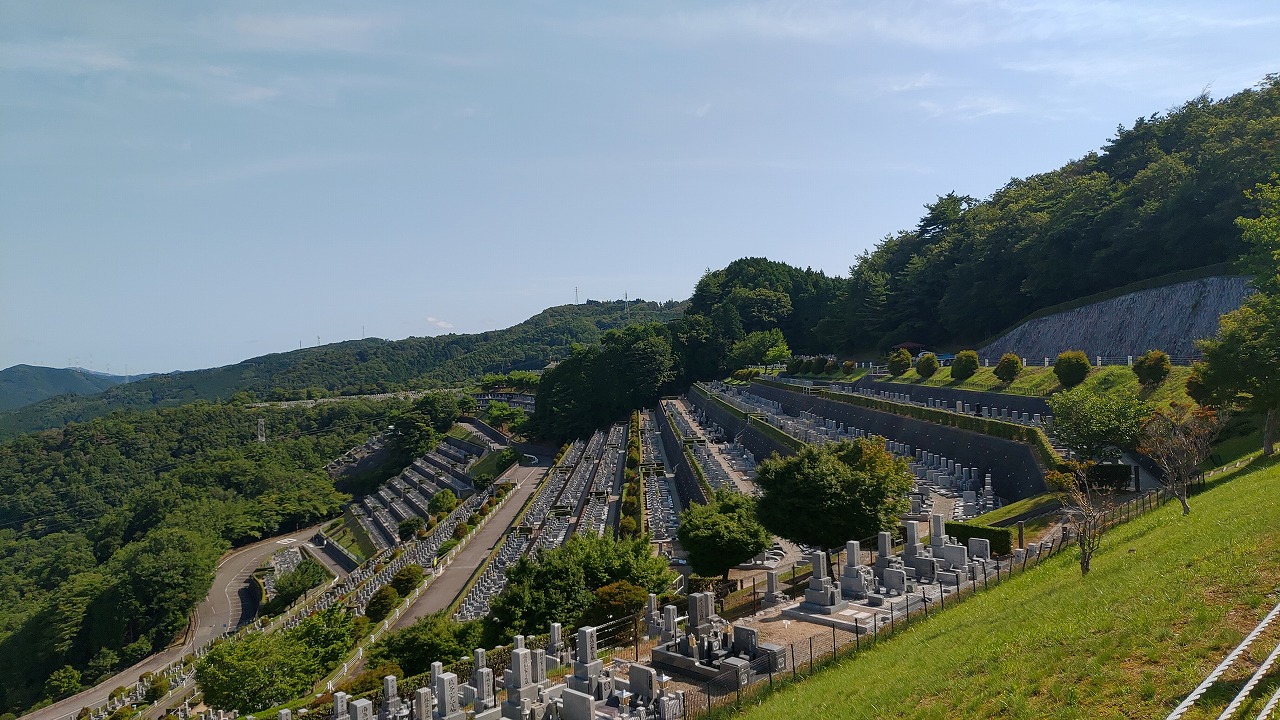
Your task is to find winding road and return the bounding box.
[23,525,346,720]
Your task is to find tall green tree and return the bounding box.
[1190,292,1280,455]
[1237,178,1280,294]
[754,439,913,560]
[1046,386,1150,462]
[676,490,772,579]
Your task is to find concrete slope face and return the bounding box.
[980,276,1253,360]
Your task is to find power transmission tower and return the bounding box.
[257,418,266,444]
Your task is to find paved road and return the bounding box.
[393,461,548,628]
[23,525,337,720]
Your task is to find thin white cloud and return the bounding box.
[185,153,379,186]
[232,13,392,53]
[0,40,130,73]
[694,102,712,118]
[564,1,1280,51]
[425,316,455,329]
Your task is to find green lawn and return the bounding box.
[886,365,1194,407]
[736,456,1280,719]
[468,447,516,480]
[971,493,1059,526]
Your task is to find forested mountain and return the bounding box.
[531,78,1280,440]
[0,300,683,439]
[0,398,408,713]
[817,76,1280,352]
[0,365,138,412]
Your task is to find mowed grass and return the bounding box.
[888,365,1194,407]
[736,457,1280,720]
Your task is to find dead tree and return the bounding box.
[1138,403,1227,515]
[1049,462,1118,576]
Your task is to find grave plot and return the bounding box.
[640,410,679,543]
[453,528,531,622]
[702,382,1005,519]
[575,423,626,538]
[854,385,1052,429]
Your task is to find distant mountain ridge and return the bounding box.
[0,299,684,439]
[0,365,141,412]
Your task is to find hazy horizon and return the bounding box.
[4,1,1277,374]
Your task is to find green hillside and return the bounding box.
[0,365,135,412]
[0,300,683,440]
[736,458,1280,719]
[817,77,1280,353]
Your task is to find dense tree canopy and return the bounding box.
[1191,292,1280,454]
[0,398,401,714]
[1046,386,1150,462]
[817,78,1280,353]
[676,490,772,579]
[754,439,913,552]
[484,534,673,642]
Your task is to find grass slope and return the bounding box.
[886,365,1194,406]
[738,458,1280,720]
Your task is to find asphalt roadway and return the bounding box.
[392,459,549,628]
[23,524,343,720]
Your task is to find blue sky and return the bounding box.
[2,1,1276,374]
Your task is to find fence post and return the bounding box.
[832,626,837,659]
[790,644,796,680]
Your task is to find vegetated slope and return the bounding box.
[0,300,684,439]
[737,459,1280,720]
[817,76,1280,353]
[979,275,1253,360]
[0,365,136,412]
[0,397,408,714]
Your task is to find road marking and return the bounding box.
[277,538,298,544]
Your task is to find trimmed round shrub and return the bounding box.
[805,358,825,374]
[1133,349,1171,386]
[916,353,940,379]
[841,360,855,375]
[951,350,980,381]
[786,357,803,374]
[887,348,912,376]
[994,353,1022,384]
[823,359,838,374]
[1053,350,1092,388]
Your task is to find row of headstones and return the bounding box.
[308,625,684,720]
[858,389,1050,427]
[769,514,997,614]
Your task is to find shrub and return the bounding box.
[1054,351,1092,388]
[389,564,424,596]
[994,353,1022,383]
[1133,349,1171,386]
[887,348,912,376]
[452,523,470,540]
[786,357,804,374]
[916,353,940,379]
[841,360,855,375]
[823,359,838,374]
[618,516,638,537]
[143,676,170,704]
[951,350,980,381]
[365,585,400,623]
[437,539,459,556]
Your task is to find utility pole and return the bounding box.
[257,418,266,444]
[575,286,579,304]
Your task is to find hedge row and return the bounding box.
[798,383,1064,471]
[944,521,1016,557]
[691,383,747,419]
[747,415,804,452]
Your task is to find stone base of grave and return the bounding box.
[649,646,730,682]
[796,598,849,615]
[782,604,880,635]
